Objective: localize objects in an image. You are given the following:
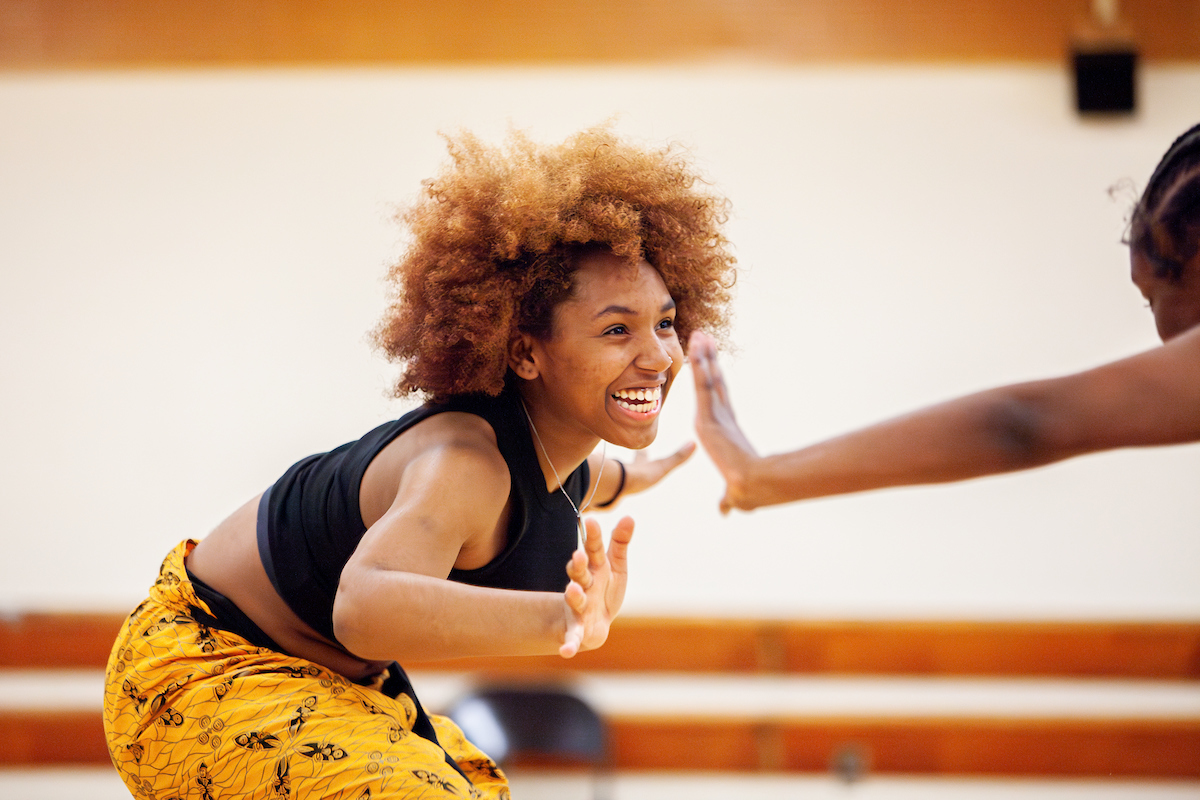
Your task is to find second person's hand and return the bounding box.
[689,330,761,514]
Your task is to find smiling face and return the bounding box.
[510,247,684,455]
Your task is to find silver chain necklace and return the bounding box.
[520,398,606,547]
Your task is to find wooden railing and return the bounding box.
[2,612,1199,778]
[2,0,1199,69]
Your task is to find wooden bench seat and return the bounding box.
[2,613,1198,778]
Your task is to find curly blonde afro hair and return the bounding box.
[374,124,737,400]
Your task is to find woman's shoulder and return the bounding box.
[355,392,509,465]
[358,408,509,529]
[409,409,503,456]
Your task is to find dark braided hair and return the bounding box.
[1130,123,1200,281]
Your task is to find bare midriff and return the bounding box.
[185,493,393,683]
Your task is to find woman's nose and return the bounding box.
[636,336,675,373]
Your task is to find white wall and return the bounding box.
[2,65,1198,618]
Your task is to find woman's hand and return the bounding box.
[559,516,634,658]
[623,442,696,495]
[689,330,761,513]
[586,443,695,511]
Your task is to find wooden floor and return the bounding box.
[3,768,1200,800]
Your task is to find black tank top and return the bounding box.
[256,382,590,643]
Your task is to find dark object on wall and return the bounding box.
[1073,47,1137,113]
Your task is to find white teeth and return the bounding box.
[614,387,661,401]
[613,386,662,413]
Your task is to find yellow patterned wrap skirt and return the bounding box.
[103,541,510,799]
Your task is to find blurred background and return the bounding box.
[1,1,1199,798]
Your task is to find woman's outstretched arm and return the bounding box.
[689,327,1200,513]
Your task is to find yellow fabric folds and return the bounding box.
[103,540,509,799]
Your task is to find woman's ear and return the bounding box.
[507,333,540,380]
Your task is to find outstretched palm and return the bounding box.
[560,515,634,658]
[689,331,759,513]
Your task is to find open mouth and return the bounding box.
[612,386,663,414]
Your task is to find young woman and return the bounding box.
[103,125,736,799]
[690,122,1200,514]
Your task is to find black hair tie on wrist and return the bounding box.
[594,460,626,508]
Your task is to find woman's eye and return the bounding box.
[604,325,628,336]
[657,318,676,330]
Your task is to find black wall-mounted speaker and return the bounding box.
[1072,49,1137,114]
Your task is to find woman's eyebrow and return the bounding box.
[593,298,677,319]
[595,304,636,318]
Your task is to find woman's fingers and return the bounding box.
[565,547,592,589]
[564,579,586,611]
[606,516,634,574]
[689,331,718,388]
[560,581,586,659]
[666,440,697,466]
[690,330,735,412]
[583,517,606,569]
[561,516,634,658]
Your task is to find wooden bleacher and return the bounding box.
[2,613,1199,778]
